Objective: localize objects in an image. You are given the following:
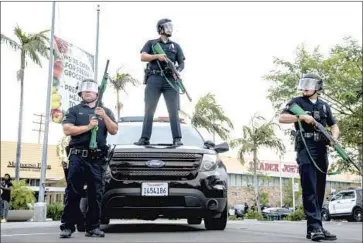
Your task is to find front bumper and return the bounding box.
[102,169,228,219]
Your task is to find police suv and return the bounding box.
[101,116,230,230]
[322,188,362,222]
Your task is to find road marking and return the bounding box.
[2,232,57,237]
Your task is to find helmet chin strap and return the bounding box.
[303,90,317,98]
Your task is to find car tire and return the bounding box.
[321,209,330,221]
[352,208,362,222]
[204,205,228,231]
[187,218,202,225]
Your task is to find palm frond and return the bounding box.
[1,33,21,51]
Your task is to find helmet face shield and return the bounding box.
[162,22,173,36]
[78,80,98,94]
[297,78,319,91]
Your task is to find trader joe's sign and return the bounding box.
[51,36,95,123]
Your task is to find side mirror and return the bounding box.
[214,142,229,154]
[204,140,215,149]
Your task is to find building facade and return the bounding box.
[1,141,361,206]
[221,156,362,207]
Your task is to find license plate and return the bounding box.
[141,182,168,196]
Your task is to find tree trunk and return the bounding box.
[15,52,25,182]
[253,148,262,214]
[116,90,121,119]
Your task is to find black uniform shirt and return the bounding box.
[62,102,117,148]
[140,38,185,71]
[281,96,336,133]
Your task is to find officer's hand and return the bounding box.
[156,54,167,62]
[95,107,107,119]
[88,118,98,129]
[300,115,316,125]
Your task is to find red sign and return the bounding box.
[248,160,298,174]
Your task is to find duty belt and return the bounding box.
[69,147,107,161]
[147,69,162,75]
[70,148,90,157]
[301,132,323,141]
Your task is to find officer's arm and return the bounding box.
[140,40,159,62]
[104,109,118,135]
[326,105,340,140]
[62,108,92,136]
[279,99,299,124]
[175,43,186,72]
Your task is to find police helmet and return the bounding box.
[77,79,99,97]
[297,73,324,91]
[157,18,173,37]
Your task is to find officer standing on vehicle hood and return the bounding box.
[59,79,118,238]
[279,73,339,241]
[134,18,186,146]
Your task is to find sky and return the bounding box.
[1,1,362,162]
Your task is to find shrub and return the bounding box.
[244,210,264,220]
[47,203,64,220]
[9,180,36,210]
[286,209,305,221]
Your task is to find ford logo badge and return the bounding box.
[145,160,165,168]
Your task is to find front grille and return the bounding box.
[108,196,186,208]
[110,152,203,180]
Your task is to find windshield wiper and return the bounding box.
[145,143,181,148]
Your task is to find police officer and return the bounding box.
[279,73,339,241]
[59,79,118,238]
[134,18,186,146]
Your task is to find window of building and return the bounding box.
[242,174,248,186]
[236,174,242,186]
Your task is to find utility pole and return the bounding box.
[32,113,45,144]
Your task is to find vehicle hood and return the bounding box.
[112,144,216,155]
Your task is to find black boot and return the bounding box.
[309,228,325,241]
[85,228,105,237]
[59,229,73,238]
[173,138,183,146]
[134,138,150,146]
[322,228,337,241]
[76,223,85,232]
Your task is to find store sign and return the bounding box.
[248,160,298,174]
[7,161,51,172]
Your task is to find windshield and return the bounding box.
[107,123,205,147]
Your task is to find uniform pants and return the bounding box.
[60,154,106,231]
[141,74,182,140]
[297,145,328,232]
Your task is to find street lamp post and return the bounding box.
[279,155,283,208]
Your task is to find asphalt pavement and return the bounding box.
[1,219,362,243]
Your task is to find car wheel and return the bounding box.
[353,208,362,222]
[187,218,202,225]
[321,209,330,221]
[204,206,228,230]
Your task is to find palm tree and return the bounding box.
[229,114,285,214]
[56,135,70,186]
[180,93,234,142]
[109,66,140,119]
[1,26,49,181]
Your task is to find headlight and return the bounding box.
[200,154,217,172]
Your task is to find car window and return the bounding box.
[107,123,205,147]
[342,191,355,200]
[332,193,342,201]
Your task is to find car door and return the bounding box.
[329,192,342,215]
[338,191,356,214]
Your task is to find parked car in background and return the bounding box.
[262,207,292,220]
[228,204,245,218]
